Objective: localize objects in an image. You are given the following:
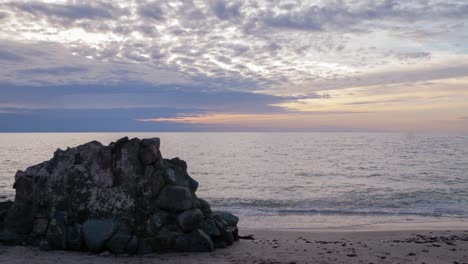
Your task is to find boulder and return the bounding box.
[0,200,13,211]
[198,198,212,215]
[213,211,239,226]
[0,137,239,254]
[106,224,132,254]
[200,218,220,237]
[82,219,118,252]
[174,229,214,252]
[0,201,13,223]
[176,209,203,233]
[46,211,67,249]
[66,224,83,250]
[156,186,194,212]
[146,209,169,235]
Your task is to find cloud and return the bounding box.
[138,1,165,20]
[1,0,467,91]
[18,66,86,75]
[395,51,431,60]
[0,0,467,132]
[210,0,242,20]
[0,83,296,114]
[0,50,24,61]
[0,82,306,132]
[255,0,468,32]
[7,1,124,21]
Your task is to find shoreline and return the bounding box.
[237,214,468,232]
[2,228,467,263]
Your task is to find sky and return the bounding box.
[0,0,467,132]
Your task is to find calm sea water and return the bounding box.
[1,133,468,228]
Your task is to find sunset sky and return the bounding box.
[0,0,467,132]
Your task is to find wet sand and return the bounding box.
[1,227,468,264]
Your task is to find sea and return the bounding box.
[1,133,468,230]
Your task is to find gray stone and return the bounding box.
[32,217,49,236]
[174,229,214,252]
[0,200,13,211]
[46,211,67,249]
[82,219,118,252]
[8,176,34,234]
[139,145,159,165]
[106,224,132,254]
[147,225,182,252]
[156,186,194,212]
[200,218,220,237]
[198,198,212,215]
[125,236,138,254]
[147,209,169,235]
[165,158,198,192]
[220,226,234,245]
[176,209,203,233]
[0,229,17,245]
[66,224,82,250]
[141,138,160,149]
[137,239,153,254]
[213,211,239,226]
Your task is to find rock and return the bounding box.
[82,219,118,252]
[1,137,239,253]
[137,239,153,254]
[0,201,12,223]
[7,176,34,234]
[32,217,49,236]
[213,211,239,226]
[0,229,17,245]
[66,224,82,250]
[220,226,234,245]
[139,145,160,165]
[174,229,214,252]
[200,218,220,237]
[106,224,132,254]
[176,209,203,233]
[147,224,182,252]
[141,138,160,149]
[0,200,13,211]
[125,236,138,254]
[46,211,67,249]
[147,209,169,235]
[156,186,194,212]
[165,158,198,192]
[198,198,212,214]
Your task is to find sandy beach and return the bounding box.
[2,225,468,264]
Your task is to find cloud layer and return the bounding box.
[0,0,467,131]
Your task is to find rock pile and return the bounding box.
[0,137,239,253]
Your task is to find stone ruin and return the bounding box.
[0,137,239,253]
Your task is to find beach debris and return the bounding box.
[0,137,239,254]
[239,234,255,240]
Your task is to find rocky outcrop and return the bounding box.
[0,137,239,253]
